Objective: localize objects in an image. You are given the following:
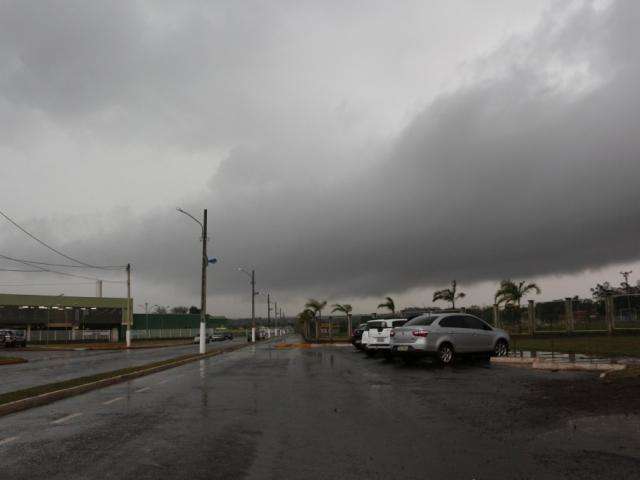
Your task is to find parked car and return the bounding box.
[390,313,510,365]
[351,323,368,350]
[222,332,233,340]
[362,319,407,357]
[211,332,225,342]
[1,329,27,348]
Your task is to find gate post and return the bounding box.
[528,300,536,335]
[565,298,574,332]
[492,304,500,328]
[605,295,614,334]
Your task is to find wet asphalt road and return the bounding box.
[1,339,244,394]
[1,336,639,479]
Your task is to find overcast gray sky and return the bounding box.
[1,0,639,317]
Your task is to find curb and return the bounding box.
[0,343,248,418]
[491,356,627,372]
[532,361,626,372]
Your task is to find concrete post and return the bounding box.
[492,304,500,328]
[605,295,614,334]
[26,324,31,341]
[565,298,574,332]
[527,300,536,335]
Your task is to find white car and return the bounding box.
[362,318,408,357]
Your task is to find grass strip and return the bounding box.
[0,357,27,366]
[0,343,248,412]
[512,335,640,357]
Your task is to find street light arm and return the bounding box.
[237,267,252,280]
[176,207,204,232]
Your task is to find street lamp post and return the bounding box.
[238,268,256,342]
[177,207,208,354]
[274,301,278,337]
[267,293,271,339]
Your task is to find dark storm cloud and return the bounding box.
[2,1,639,305]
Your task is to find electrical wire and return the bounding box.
[0,209,115,269]
[0,254,124,270]
[0,253,105,282]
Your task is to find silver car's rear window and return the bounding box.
[404,315,439,326]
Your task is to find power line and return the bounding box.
[0,209,111,269]
[0,268,43,272]
[0,253,104,282]
[0,254,124,270]
[0,282,99,286]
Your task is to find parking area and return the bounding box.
[2,337,639,479]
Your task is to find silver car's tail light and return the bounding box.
[412,330,429,337]
[389,329,395,337]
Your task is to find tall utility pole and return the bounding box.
[274,301,278,337]
[126,263,132,348]
[267,293,271,338]
[145,302,149,336]
[200,209,208,355]
[620,270,633,291]
[96,280,103,298]
[251,269,256,343]
[177,207,209,354]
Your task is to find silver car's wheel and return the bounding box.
[438,343,454,365]
[494,339,509,357]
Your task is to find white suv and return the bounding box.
[362,318,407,357]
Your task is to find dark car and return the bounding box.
[351,323,368,350]
[1,329,27,348]
[223,332,233,340]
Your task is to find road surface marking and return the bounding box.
[156,379,169,385]
[135,387,151,393]
[0,436,19,446]
[52,413,83,424]
[102,396,125,405]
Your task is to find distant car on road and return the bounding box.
[390,313,510,365]
[362,319,407,357]
[222,332,233,340]
[211,332,225,342]
[1,329,27,348]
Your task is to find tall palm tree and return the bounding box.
[331,303,353,337]
[494,280,541,308]
[377,297,395,314]
[432,280,466,309]
[305,299,327,341]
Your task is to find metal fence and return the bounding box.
[131,328,215,340]
[29,329,114,343]
[573,299,607,331]
[613,294,640,329]
[535,300,565,332]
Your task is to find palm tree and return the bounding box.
[432,280,466,309]
[377,297,395,314]
[297,309,315,339]
[332,303,353,337]
[494,280,541,308]
[305,299,327,341]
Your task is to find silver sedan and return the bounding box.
[390,313,510,364]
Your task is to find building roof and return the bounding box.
[0,293,130,309]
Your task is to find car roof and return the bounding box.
[366,318,406,324]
